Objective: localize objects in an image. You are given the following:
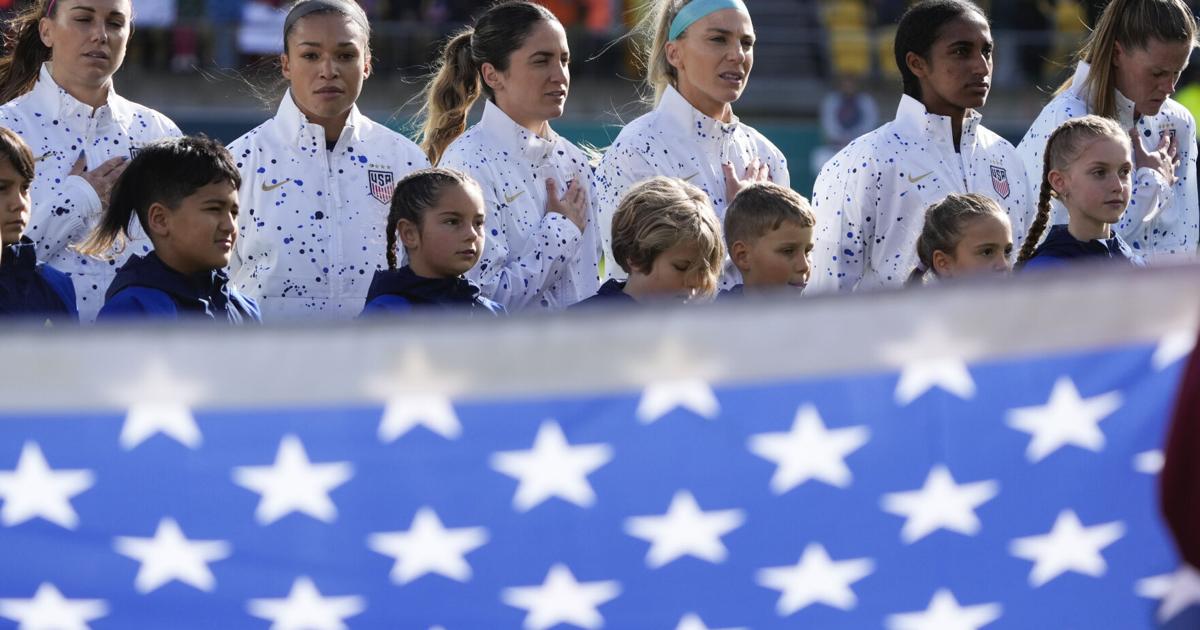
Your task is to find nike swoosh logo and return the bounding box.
[682,172,700,182]
[261,178,292,192]
[504,190,526,204]
[908,171,933,184]
[34,151,56,163]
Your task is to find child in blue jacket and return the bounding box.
[361,168,502,316]
[79,136,260,323]
[0,127,77,322]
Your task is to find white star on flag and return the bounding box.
[1136,564,1200,623]
[1006,377,1122,463]
[885,589,1002,630]
[113,517,231,593]
[637,378,720,424]
[247,576,365,630]
[377,394,462,443]
[747,404,869,493]
[624,490,746,568]
[882,323,982,406]
[0,583,107,630]
[1135,450,1165,475]
[232,435,354,525]
[0,441,94,529]
[675,612,747,630]
[501,564,621,630]
[756,543,874,616]
[113,358,206,451]
[1153,329,1196,370]
[880,465,999,544]
[367,507,488,585]
[894,358,977,406]
[490,421,613,512]
[627,338,723,424]
[1009,509,1125,587]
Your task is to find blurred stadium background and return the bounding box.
[13,0,1200,193]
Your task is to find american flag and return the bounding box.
[0,267,1196,629]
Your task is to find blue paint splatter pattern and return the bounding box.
[1016,62,1199,260]
[0,64,181,322]
[593,85,789,288]
[440,101,600,311]
[227,91,430,321]
[809,94,1033,293]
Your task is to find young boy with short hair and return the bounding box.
[78,135,260,323]
[575,176,724,307]
[361,168,503,315]
[722,182,816,297]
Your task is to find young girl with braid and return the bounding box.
[360,168,503,316]
[1019,116,1145,269]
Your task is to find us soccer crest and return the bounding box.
[368,170,395,204]
[990,165,1010,199]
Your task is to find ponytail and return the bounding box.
[0,0,54,104]
[1057,0,1198,119]
[1018,115,1131,264]
[415,1,558,165]
[418,30,480,166]
[77,135,241,259]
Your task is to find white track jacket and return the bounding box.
[228,91,429,321]
[0,63,180,321]
[810,95,1033,292]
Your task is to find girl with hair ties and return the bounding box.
[228,0,430,321]
[593,0,788,288]
[418,0,598,311]
[1016,0,1198,261]
[809,0,1032,293]
[0,0,181,321]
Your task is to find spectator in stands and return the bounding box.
[0,0,182,322]
[417,1,599,311]
[1016,0,1198,262]
[809,0,1032,292]
[811,74,878,174]
[227,0,430,321]
[593,0,789,290]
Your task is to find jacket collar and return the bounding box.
[478,99,559,162]
[106,251,235,311]
[365,266,483,306]
[1039,224,1134,259]
[275,89,367,150]
[0,236,36,272]
[893,94,981,151]
[656,84,741,144]
[30,62,132,126]
[1069,62,1138,130]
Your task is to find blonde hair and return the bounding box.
[416,1,558,165]
[1058,0,1198,119]
[723,182,815,248]
[611,176,725,297]
[908,193,1009,284]
[1018,115,1130,264]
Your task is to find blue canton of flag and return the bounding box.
[0,336,1194,629]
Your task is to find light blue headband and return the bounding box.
[668,0,749,40]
